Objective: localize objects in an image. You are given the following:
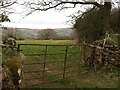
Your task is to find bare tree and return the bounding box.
[0,0,16,9]
[23,0,112,15]
[2,28,23,43]
[0,0,17,22]
[37,28,57,40]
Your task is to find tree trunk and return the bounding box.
[99,2,111,66]
[99,2,111,33]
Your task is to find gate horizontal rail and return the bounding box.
[23,51,80,56]
[18,43,80,46]
[24,60,64,65]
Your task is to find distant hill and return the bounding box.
[17,28,39,39]
[54,28,74,36]
[2,27,74,39]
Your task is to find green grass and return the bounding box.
[17,40,74,44]
[17,40,119,88]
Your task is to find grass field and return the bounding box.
[17,40,75,44]
[17,40,119,88]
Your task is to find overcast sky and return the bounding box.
[2,9,76,29]
[1,1,88,29]
[1,0,118,29]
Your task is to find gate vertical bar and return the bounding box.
[43,45,48,82]
[17,44,20,52]
[63,45,68,79]
[78,45,81,73]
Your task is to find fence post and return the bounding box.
[63,45,68,79]
[43,45,48,82]
[118,67,120,89]
[17,44,20,52]
[118,52,120,89]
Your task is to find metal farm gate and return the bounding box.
[17,44,84,88]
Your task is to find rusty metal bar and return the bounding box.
[24,57,80,65]
[43,45,48,82]
[24,53,62,56]
[17,44,20,52]
[30,78,62,87]
[64,69,78,75]
[25,71,63,81]
[25,66,63,73]
[27,73,80,87]
[24,62,44,65]
[66,57,81,61]
[18,43,81,46]
[66,66,82,75]
[66,51,80,54]
[47,72,63,77]
[23,51,80,56]
[26,69,79,84]
[24,60,64,65]
[78,46,82,73]
[24,69,44,73]
[65,63,82,69]
[24,53,48,56]
[65,74,80,78]
[63,45,68,79]
[25,63,82,74]
[25,76,43,81]
[25,69,78,81]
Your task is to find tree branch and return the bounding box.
[61,1,102,7]
[33,2,63,11]
[1,1,17,8]
[27,1,102,12]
